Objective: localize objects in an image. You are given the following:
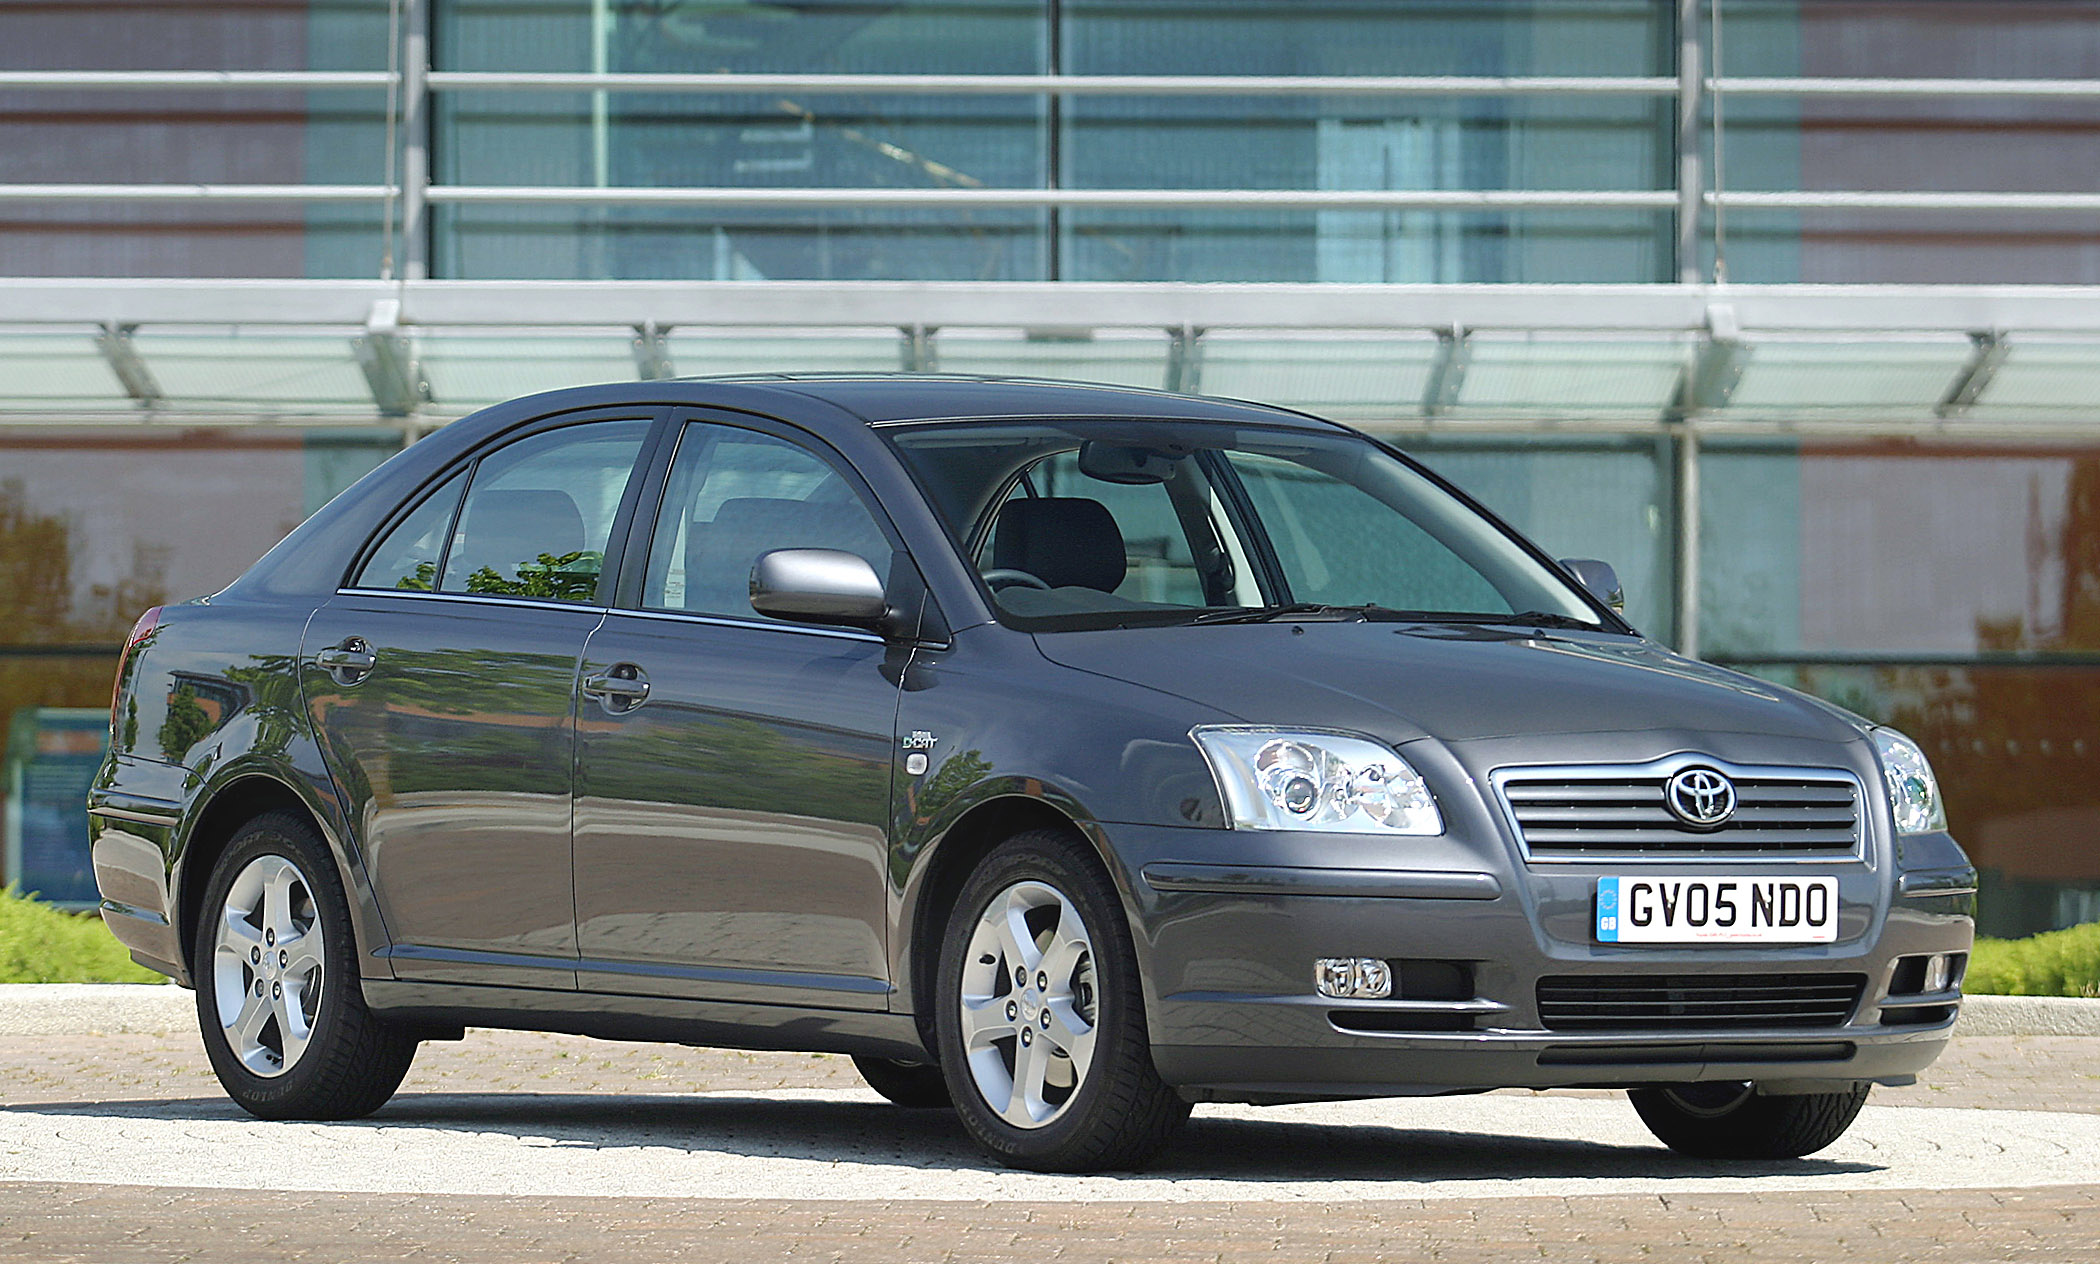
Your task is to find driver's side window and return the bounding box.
[643,422,889,619]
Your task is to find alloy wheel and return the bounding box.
[210,854,325,1077]
[956,880,1099,1129]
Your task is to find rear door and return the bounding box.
[571,413,903,1009]
[303,413,656,989]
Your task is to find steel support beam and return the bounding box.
[1165,326,1203,394]
[422,72,1678,98]
[1715,76,2100,100]
[1422,327,1471,417]
[0,71,394,90]
[425,186,1679,211]
[352,301,426,417]
[1676,0,1705,284]
[13,69,2100,102]
[1713,190,2100,213]
[1677,302,1747,414]
[1936,332,2012,418]
[902,326,938,372]
[0,185,391,202]
[93,324,162,409]
[631,323,676,380]
[1674,424,1702,659]
[9,280,2100,336]
[400,0,432,282]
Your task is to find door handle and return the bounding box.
[582,663,651,714]
[314,637,377,685]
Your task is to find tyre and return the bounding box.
[933,828,1189,1172]
[850,1055,952,1108]
[193,811,418,1120]
[1629,1080,1870,1160]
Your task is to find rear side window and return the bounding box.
[355,470,466,591]
[643,423,888,618]
[437,420,650,603]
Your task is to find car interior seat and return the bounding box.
[444,488,586,588]
[991,497,1129,593]
[684,494,887,615]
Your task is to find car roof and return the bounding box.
[225,373,1345,603]
[415,374,1346,462]
[664,373,1346,431]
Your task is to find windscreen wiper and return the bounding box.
[1495,610,1606,630]
[1186,603,1390,625]
[1392,609,1606,630]
[1185,605,1605,629]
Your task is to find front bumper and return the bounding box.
[1108,821,1975,1100]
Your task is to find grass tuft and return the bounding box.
[1966,920,2100,998]
[0,886,166,984]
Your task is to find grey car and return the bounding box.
[91,375,1976,1172]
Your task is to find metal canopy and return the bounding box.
[1,280,2099,434]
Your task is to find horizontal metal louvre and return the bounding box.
[1537,973,1867,1031]
[1503,772,1859,857]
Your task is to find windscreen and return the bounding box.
[884,419,1610,633]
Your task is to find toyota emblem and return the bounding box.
[1665,768,1736,828]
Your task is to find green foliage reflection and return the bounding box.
[156,685,212,760]
[463,551,604,603]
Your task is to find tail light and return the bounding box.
[110,606,163,738]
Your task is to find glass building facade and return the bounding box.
[5,0,2100,933]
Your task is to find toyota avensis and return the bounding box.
[91,375,1977,1172]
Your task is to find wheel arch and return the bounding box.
[897,787,1135,1052]
[174,772,380,982]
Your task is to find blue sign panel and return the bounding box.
[5,708,110,909]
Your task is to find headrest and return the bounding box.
[448,488,585,583]
[992,497,1127,593]
[682,495,887,614]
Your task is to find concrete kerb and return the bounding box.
[1,983,2094,1038]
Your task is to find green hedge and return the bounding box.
[1967,921,2100,998]
[0,886,165,984]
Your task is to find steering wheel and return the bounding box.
[982,568,1052,592]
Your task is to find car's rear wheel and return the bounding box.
[933,828,1189,1172]
[1629,1080,1870,1159]
[850,1055,952,1107]
[194,811,417,1120]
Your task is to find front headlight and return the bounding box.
[1873,726,1947,835]
[1192,727,1443,835]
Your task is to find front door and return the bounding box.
[572,416,901,1009]
[303,416,653,989]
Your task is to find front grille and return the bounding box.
[1537,973,1867,1031]
[1502,769,1859,857]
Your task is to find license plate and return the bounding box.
[1596,876,1839,944]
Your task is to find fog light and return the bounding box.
[1316,957,1393,1000]
[1924,954,1953,994]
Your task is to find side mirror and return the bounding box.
[1558,558,1625,614]
[750,548,890,628]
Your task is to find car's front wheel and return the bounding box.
[1630,1080,1870,1159]
[933,828,1189,1172]
[193,811,418,1120]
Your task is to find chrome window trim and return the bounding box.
[1489,753,1871,866]
[334,587,609,614]
[602,605,885,644]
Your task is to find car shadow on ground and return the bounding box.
[7,1091,1881,1185]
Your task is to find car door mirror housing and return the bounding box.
[1558,557,1625,613]
[749,548,892,628]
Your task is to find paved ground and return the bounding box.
[1,1025,2096,1261]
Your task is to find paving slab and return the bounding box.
[1,994,2094,1261]
[4,1088,2097,1202]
